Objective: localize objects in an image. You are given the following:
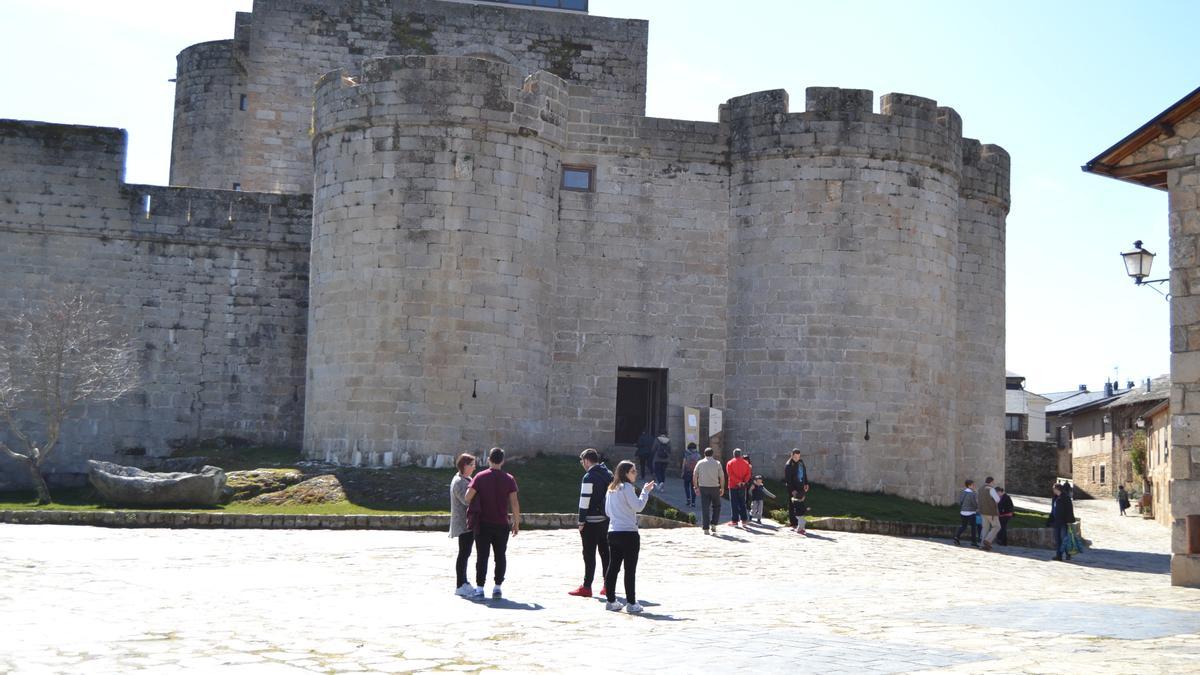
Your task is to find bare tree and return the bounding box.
[0,293,139,504]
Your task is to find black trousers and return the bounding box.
[789,498,808,527]
[455,532,473,588]
[997,516,1011,545]
[475,523,510,586]
[699,486,721,529]
[955,514,979,544]
[581,520,610,587]
[605,531,640,604]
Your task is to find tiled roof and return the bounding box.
[1104,375,1170,409]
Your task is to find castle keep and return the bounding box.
[0,0,1009,504]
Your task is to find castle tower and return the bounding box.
[723,88,970,503]
[169,33,247,190]
[306,56,568,464]
[955,140,1011,492]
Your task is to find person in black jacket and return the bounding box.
[569,448,613,597]
[635,430,654,477]
[995,486,1014,546]
[1048,482,1075,561]
[783,449,810,532]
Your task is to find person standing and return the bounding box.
[681,442,701,507]
[465,447,521,599]
[725,449,752,529]
[996,486,1014,546]
[692,447,725,534]
[604,460,655,613]
[1117,485,1131,517]
[953,479,979,547]
[651,433,672,487]
[449,453,477,597]
[783,449,810,532]
[1049,482,1076,561]
[569,448,612,598]
[635,429,654,477]
[978,476,1001,551]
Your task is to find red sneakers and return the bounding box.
[567,585,592,597]
[600,586,607,597]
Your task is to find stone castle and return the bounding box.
[0,0,1009,504]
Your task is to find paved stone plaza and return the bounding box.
[2,498,1198,673]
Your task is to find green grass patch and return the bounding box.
[756,477,1045,529]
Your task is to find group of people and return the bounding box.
[449,443,815,613]
[954,477,1078,561]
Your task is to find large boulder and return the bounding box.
[87,460,226,507]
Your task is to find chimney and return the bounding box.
[1104,382,1113,397]
[1146,378,1152,393]
[1078,384,1088,392]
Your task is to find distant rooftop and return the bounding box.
[465,0,588,12]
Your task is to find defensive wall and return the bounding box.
[1,0,1009,505]
[0,120,310,488]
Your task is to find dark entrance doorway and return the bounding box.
[614,368,667,445]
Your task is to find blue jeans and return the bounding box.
[729,487,749,523]
[1055,524,1069,557]
[682,474,695,505]
[654,462,667,486]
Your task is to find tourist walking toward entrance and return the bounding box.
[784,449,810,532]
[978,476,1001,551]
[465,447,521,599]
[693,447,725,534]
[749,475,776,524]
[604,460,655,613]
[570,448,612,599]
[1049,482,1075,561]
[725,449,752,528]
[651,434,671,486]
[996,486,1014,546]
[635,430,654,477]
[953,479,979,546]
[1118,485,1131,516]
[681,443,700,507]
[450,453,477,596]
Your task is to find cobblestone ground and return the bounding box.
[2,494,1198,674]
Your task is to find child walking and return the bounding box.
[749,475,776,524]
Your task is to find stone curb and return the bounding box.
[0,510,688,531]
[806,517,1084,550]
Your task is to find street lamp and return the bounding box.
[1121,240,1169,298]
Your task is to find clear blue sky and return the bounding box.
[1,0,1194,394]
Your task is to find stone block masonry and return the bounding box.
[2,0,1010,507]
[0,120,310,489]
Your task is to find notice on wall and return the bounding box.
[684,406,700,448]
[708,408,722,436]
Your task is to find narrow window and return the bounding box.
[561,165,594,192]
[143,194,152,219]
[239,94,248,111]
[1100,464,1106,484]
[232,182,242,191]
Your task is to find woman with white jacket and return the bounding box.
[603,460,655,613]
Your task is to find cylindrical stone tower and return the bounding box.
[169,39,245,190]
[306,56,568,465]
[724,87,968,503]
[955,140,1010,493]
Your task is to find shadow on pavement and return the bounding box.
[478,599,544,611]
[798,532,835,541]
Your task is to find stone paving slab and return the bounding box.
[1,496,1198,673]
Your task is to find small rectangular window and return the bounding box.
[562,165,594,192]
[232,182,242,191]
[239,94,248,111]
[1100,464,1106,484]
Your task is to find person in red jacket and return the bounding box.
[725,448,752,529]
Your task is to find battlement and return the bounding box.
[722,87,966,175]
[0,119,126,186]
[314,56,570,149]
[961,138,1012,208]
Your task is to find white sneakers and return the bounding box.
[625,602,644,613]
[605,599,625,611]
[492,585,503,599]
[454,582,474,597]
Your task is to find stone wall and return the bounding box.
[1004,440,1058,497]
[171,0,648,194]
[0,120,310,489]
